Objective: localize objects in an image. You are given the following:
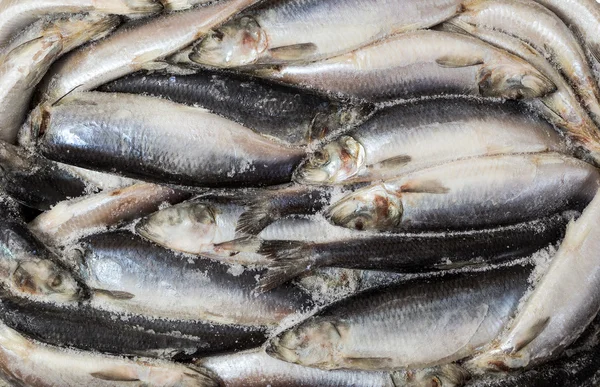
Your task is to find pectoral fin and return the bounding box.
[511,316,550,353]
[400,179,450,194]
[91,368,140,381]
[92,288,135,300]
[436,55,483,68]
[268,43,318,61]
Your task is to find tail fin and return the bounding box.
[254,240,315,292]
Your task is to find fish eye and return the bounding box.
[430,376,442,387]
[312,150,329,164]
[211,29,224,42]
[353,218,365,231]
[49,273,63,288]
[13,266,36,293]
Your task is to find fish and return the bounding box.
[294,98,569,186]
[452,0,600,130]
[190,0,469,67]
[160,0,217,11]
[197,349,397,387]
[73,231,315,327]
[251,30,554,103]
[0,14,120,144]
[326,153,600,232]
[465,189,600,371]
[29,183,190,246]
[98,70,372,146]
[440,21,600,164]
[0,291,267,360]
[0,318,218,387]
[58,164,140,192]
[267,264,531,371]
[0,0,161,49]
[28,92,306,187]
[253,213,570,292]
[36,0,261,105]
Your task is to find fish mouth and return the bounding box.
[265,337,300,363]
[293,164,331,185]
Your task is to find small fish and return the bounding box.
[0,318,218,387]
[466,189,600,371]
[99,70,371,146]
[267,264,531,370]
[294,98,568,185]
[251,30,554,102]
[190,0,469,67]
[326,153,599,232]
[28,92,305,187]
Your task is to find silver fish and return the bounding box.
[0,0,161,49]
[267,264,531,370]
[326,153,600,232]
[453,0,600,129]
[251,30,554,102]
[295,98,568,185]
[466,189,600,371]
[190,0,468,67]
[0,319,217,387]
[36,0,260,105]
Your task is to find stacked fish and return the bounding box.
[1,0,600,385]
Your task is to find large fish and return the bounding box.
[27,92,305,187]
[267,264,531,370]
[294,98,568,185]
[190,0,469,67]
[36,0,261,105]
[0,319,218,387]
[466,189,600,371]
[326,153,600,232]
[250,30,554,102]
[99,70,371,146]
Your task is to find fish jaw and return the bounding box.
[191,16,267,67]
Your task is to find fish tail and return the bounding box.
[53,15,121,54]
[255,240,314,292]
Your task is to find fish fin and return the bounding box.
[268,43,319,61]
[375,155,412,169]
[511,316,550,353]
[436,55,484,68]
[90,368,140,382]
[92,288,135,300]
[215,236,262,253]
[235,200,277,236]
[255,241,314,292]
[436,20,472,35]
[343,357,394,369]
[588,44,600,64]
[400,179,450,194]
[138,60,170,72]
[132,49,166,67]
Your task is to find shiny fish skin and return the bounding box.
[327,153,600,232]
[30,92,305,187]
[198,349,396,387]
[36,0,260,105]
[295,98,569,185]
[0,0,161,49]
[75,231,314,327]
[453,0,600,130]
[0,293,267,360]
[99,70,370,146]
[0,319,218,387]
[191,0,468,67]
[267,264,531,371]
[252,30,554,102]
[466,190,600,371]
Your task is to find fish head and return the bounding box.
[294,136,365,184]
[191,16,267,67]
[478,59,555,99]
[267,318,344,368]
[11,259,82,302]
[326,185,403,231]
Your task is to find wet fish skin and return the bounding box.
[36,0,260,105]
[326,153,600,232]
[466,189,600,371]
[0,319,218,387]
[99,70,371,146]
[198,349,396,387]
[31,92,305,187]
[255,213,569,291]
[0,292,267,360]
[251,30,554,103]
[191,0,468,67]
[295,98,569,185]
[75,231,314,327]
[267,264,531,371]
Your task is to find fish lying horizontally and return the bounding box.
[99,70,371,146]
[327,153,599,232]
[27,92,305,187]
[294,98,568,185]
[466,189,600,371]
[191,0,469,67]
[252,30,554,102]
[36,0,260,105]
[267,264,531,370]
[0,319,218,387]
